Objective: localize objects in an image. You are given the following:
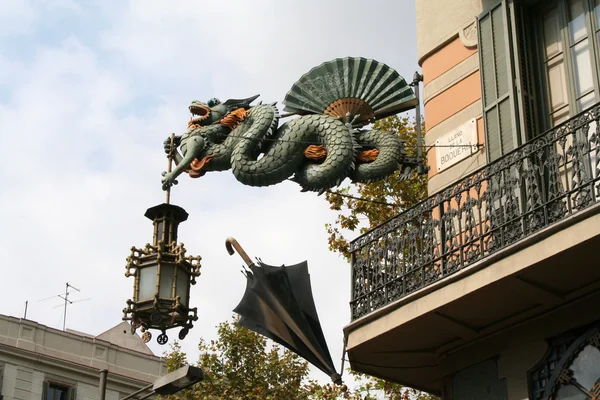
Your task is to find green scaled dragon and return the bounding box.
[161,57,421,194]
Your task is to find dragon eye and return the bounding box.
[207,98,221,107]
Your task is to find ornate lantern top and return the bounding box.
[145,203,188,221]
[144,203,188,246]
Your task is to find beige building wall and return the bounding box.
[344,2,600,397]
[0,315,166,400]
[417,0,497,194]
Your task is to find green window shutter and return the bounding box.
[478,0,521,161]
[42,381,49,400]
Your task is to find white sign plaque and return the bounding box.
[435,119,479,172]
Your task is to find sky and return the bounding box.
[0,0,418,386]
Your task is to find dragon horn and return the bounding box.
[222,94,260,109]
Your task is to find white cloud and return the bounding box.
[0,0,84,37]
[100,0,418,104]
[0,0,418,387]
[0,0,38,36]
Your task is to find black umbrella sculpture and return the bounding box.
[225,237,344,386]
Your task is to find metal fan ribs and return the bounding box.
[324,97,375,123]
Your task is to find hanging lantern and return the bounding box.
[122,203,201,345]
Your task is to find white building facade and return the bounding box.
[0,315,165,400]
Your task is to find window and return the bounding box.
[529,329,581,399]
[539,326,600,399]
[46,384,68,400]
[477,0,600,158]
[537,0,600,126]
[42,382,76,400]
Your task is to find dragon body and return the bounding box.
[161,97,414,193]
[160,58,422,193]
[231,105,356,190]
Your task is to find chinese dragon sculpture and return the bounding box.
[161,57,421,193]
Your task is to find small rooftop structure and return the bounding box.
[96,321,154,356]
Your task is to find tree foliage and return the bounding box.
[325,115,428,260]
[163,315,437,399]
[163,316,310,400]
[344,370,437,400]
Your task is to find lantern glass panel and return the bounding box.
[170,222,178,244]
[139,265,157,301]
[176,267,189,307]
[159,264,175,298]
[156,220,164,243]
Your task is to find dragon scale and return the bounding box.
[348,129,408,184]
[231,105,357,190]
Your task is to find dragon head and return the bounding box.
[189,100,218,127]
[188,95,260,128]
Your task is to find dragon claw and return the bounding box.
[164,135,182,155]
[161,172,178,191]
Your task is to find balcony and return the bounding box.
[344,104,600,393]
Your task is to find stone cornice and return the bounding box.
[0,342,155,388]
[0,315,160,362]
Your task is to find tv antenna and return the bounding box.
[39,283,89,331]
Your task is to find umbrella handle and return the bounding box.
[225,237,255,268]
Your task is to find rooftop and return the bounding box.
[0,314,165,383]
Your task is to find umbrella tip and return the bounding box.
[331,372,343,386]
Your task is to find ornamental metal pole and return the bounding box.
[412,71,425,174]
[165,133,175,205]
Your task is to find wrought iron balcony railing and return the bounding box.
[350,103,600,321]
